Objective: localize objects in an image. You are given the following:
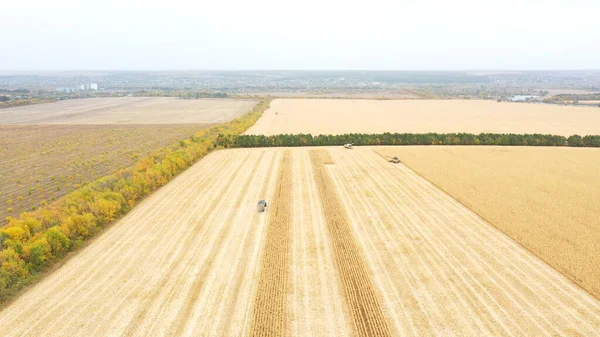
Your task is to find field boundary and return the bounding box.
[249,150,293,336]
[310,149,392,337]
[0,99,272,306]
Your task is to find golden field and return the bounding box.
[245,99,600,136]
[0,148,598,336]
[375,146,600,299]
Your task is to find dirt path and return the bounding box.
[0,147,598,336]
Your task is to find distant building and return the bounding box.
[510,95,539,102]
[56,87,77,93]
[56,83,98,92]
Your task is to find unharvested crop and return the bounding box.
[375,146,600,299]
[250,151,292,337]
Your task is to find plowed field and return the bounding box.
[0,148,598,336]
[244,98,600,136]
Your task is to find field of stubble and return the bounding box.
[0,97,256,124]
[245,98,600,136]
[0,148,598,336]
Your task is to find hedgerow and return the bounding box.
[222,133,600,148]
[0,99,270,303]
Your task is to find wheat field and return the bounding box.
[0,147,598,336]
[245,99,600,136]
[375,146,600,299]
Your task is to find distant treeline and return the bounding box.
[132,90,228,98]
[217,133,600,148]
[0,99,54,109]
[544,93,600,102]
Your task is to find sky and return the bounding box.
[1,0,599,71]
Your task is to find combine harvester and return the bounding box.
[383,155,401,163]
[257,200,268,212]
[344,143,354,149]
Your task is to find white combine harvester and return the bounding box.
[344,143,354,149]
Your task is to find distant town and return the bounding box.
[1,70,599,108]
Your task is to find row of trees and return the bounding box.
[0,99,271,303]
[0,98,54,110]
[219,133,600,148]
[131,90,228,99]
[544,93,600,102]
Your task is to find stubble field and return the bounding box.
[0,124,211,219]
[375,146,600,299]
[0,97,258,219]
[0,97,256,124]
[245,98,600,136]
[0,147,598,336]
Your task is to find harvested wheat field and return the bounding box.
[0,97,256,124]
[375,146,600,300]
[0,124,211,219]
[0,148,599,336]
[245,98,600,136]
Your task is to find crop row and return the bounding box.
[250,151,292,337]
[309,150,392,337]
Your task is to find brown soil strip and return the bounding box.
[309,149,392,337]
[249,151,293,337]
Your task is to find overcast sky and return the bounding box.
[1,0,599,70]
